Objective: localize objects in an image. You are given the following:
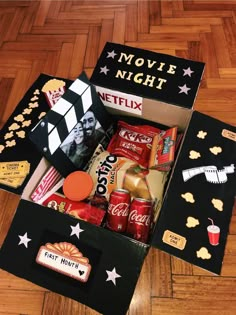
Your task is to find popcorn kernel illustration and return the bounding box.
[189,150,201,159]
[38,112,46,119]
[22,120,31,128]
[34,89,40,95]
[4,131,14,140]
[196,247,211,260]
[23,108,32,115]
[16,130,26,139]
[29,102,39,108]
[14,114,24,122]
[9,122,20,131]
[211,198,223,211]
[0,145,5,153]
[186,217,199,228]
[210,146,222,155]
[197,130,207,139]
[181,192,195,203]
[6,139,16,147]
[30,95,39,101]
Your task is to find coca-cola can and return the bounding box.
[126,198,153,243]
[106,189,131,232]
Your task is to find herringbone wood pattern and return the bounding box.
[0,1,236,314]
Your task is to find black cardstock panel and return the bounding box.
[0,74,73,195]
[29,72,115,178]
[0,199,149,315]
[90,42,205,109]
[152,111,236,274]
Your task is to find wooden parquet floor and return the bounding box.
[0,0,236,314]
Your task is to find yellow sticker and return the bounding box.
[0,176,25,188]
[162,230,187,250]
[222,129,236,142]
[0,161,30,178]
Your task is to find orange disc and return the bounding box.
[63,171,94,201]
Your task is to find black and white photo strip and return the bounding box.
[60,110,106,169]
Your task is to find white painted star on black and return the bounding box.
[100,65,110,75]
[106,267,121,286]
[107,50,117,59]
[18,232,31,248]
[178,84,191,95]
[70,222,84,239]
[183,67,194,77]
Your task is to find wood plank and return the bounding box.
[0,290,44,315]
[151,248,172,298]
[173,275,236,300]
[0,1,236,314]
[125,4,138,42]
[152,297,236,315]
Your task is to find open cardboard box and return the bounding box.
[0,43,236,315]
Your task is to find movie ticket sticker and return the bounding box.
[222,129,236,142]
[0,176,25,189]
[0,160,30,188]
[36,242,91,282]
[162,230,187,250]
[0,160,30,179]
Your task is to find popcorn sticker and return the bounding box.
[186,216,199,228]
[38,112,46,120]
[14,114,24,122]
[29,102,39,109]
[189,150,201,159]
[4,131,14,140]
[34,89,40,95]
[9,123,20,131]
[22,120,31,128]
[6,140,16,147]
[16,130,26,139]
[181,192,195,203]
[23,108,32,115]
[196,247,211,260]
[0,145,5,153]
[42,79,66,107]
[209,146,222,155]
[211,198,223,211]
[197,130,207,139]
[30,95,39,101]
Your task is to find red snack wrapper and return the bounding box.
[107,121,160,168]
[149,127,178,171]
[42,192,105,226]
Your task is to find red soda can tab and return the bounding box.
[106,189,131,232]
[126,198,153,243]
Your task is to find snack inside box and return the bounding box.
[0,43,236,315]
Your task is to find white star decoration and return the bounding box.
[178,84,191,95]
[183,67,194,77]
[18,232,31,248]
[107,50,117,59]
[100,65,110,75]
[106,267,121,286]
[70,222,84,239]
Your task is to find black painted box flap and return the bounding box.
[0,74,73,195]
[90,42,205,110]
[0,199,149,315]
[151,111,236,274]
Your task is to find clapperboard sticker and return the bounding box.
[29,72,115,178]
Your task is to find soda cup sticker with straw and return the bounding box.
[207,218,220,246]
